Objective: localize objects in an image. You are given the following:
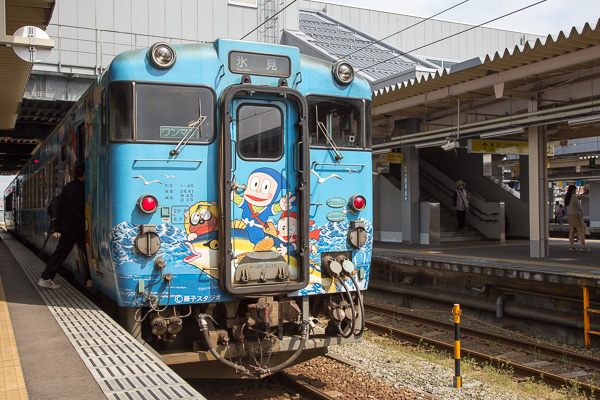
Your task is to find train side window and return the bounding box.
[306,96,366,149]
[108,82,133,141]
[237,104,283,160]
[101,90,107,145]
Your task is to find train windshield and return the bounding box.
[109,82,215,143]
[307,96,368,149]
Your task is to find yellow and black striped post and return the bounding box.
[452,304,462,388]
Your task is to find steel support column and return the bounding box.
[401,146,420,244]
[528,100,549,257]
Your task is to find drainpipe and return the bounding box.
[496,294,515,318]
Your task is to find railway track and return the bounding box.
[365,302,600,398]
[276,371,340,400]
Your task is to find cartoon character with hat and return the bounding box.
[232,167,295,244]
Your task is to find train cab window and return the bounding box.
[135,84,215,143]
[108,82,133,141]
[237,104,283,160]
[307,96,366,149]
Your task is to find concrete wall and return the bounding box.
[300,1,545,64]
[420,148,530,237]
[37,0,300,75]
[376,174,403,242]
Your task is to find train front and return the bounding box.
[102,40,372,378]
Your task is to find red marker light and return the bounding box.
[353,196,365,210]
[34,159,40,163]
[349,194,366,212]
[137,194,158,213]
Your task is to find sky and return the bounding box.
[325,0,600,37]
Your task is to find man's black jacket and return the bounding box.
[59,178,85,238]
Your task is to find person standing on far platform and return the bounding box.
[553,201,560,224]
[565,184,590,252]
[453,180,470,234]
[38,163,87,289]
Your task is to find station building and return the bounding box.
[1,0,599,258]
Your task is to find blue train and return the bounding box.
[4,39,373,378]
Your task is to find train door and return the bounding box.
[219,87,310,296]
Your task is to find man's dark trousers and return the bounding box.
[41,232,86,280]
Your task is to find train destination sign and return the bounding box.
[468,139,529,155]
[160,126,199,139]
[229,51,291,77]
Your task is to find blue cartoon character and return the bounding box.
[232,167,295,244]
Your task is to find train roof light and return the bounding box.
[138,194,159,214]
[332,61,354,85]
[149,43,176,69]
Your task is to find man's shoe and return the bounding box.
[569,247,577,252]
[580,247,591,252]
[37,278,61,289]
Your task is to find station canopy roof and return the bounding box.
[0,0,56,174]
[372,18,600,147]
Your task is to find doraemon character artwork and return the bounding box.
[232,167,295,244]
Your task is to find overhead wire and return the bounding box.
[357,0,548,73]
[334,0,470,62]
[240,0,298,40]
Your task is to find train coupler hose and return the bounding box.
[198,313,251,376]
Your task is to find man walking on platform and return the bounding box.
[38,163,86,289]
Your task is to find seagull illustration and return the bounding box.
[162,174,177,179]
[311,169,342,184]
[343,168,360,174]
[133,175,162,185]
[342,206,356,216]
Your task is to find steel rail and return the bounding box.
[365,302,600,370]
[275,371,339,400]
[365,319,600,398]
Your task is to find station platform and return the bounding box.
[0,231,205,400]
[373,238,600,286]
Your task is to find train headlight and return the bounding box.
[332,61,354,85]
[148,42,176,69]
[348,194,366,213]
[138,194,159,214]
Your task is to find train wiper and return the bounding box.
[317,121,343,161]
[170,99,207,156]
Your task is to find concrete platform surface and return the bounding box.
[0,231,205,400]
[374,238,600,286]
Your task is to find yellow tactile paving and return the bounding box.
[0,276,28,400]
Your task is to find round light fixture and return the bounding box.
[332,61,354,85]
[148,42,176,69]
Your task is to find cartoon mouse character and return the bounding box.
[232,167,294,244]
[183,201,219,242]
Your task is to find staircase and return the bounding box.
[438,204,483,243]
[420,191,483,243]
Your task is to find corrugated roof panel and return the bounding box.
[296,10,434,83]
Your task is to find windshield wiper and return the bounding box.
[317,121,343,161]
[170,99,207,156]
